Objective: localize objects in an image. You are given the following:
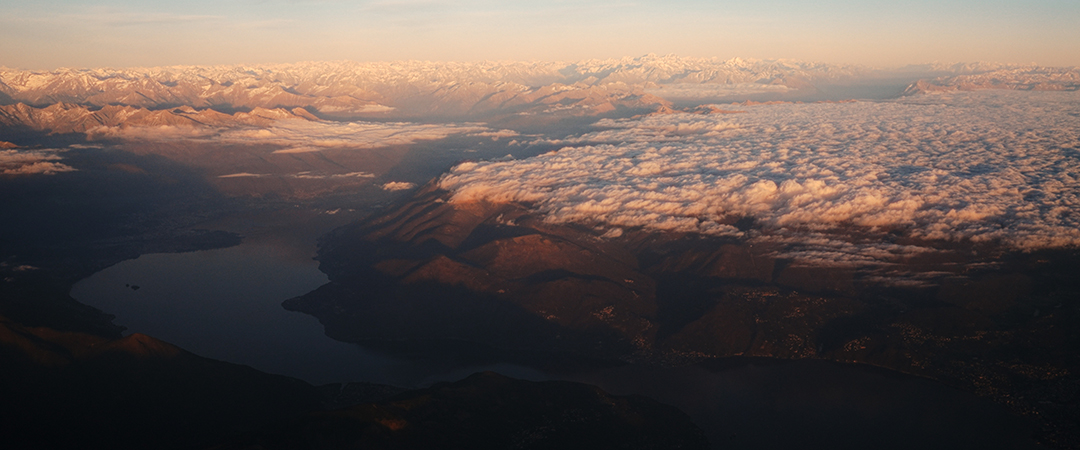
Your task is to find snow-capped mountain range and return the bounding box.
[1,55,1076,129]
[0,102,317,134]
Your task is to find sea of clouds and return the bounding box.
[221,120,488,154]
[439,90,1080,266]
[0,149,76,175]
[94,117,489,153]
[645,83,791,100]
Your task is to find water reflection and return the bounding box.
[71,231,1042,449]
[70,237,404,385]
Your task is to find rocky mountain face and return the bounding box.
[286,184,1080,448]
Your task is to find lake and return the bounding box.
[70,215,1043,449]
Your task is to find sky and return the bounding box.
[1,0,1078,69]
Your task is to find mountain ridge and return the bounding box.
[6,56,1069,119]
[0,102,319,135]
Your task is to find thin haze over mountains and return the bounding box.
[2,0,1079,69]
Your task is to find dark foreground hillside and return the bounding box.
[0,315,707,450]
[287,183,1080,448]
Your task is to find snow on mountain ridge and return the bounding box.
[2,57,1074,118]
[0,102,318,135]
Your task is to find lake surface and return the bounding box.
[70,218,1043,449]
[70,234,403,385]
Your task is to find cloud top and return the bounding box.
[90,116,488,153]
[381,181,416,191]
[0,149,76,175]
[229,119,486,153]
[440,91,1080,265]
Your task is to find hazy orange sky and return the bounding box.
[2,0,1078,69]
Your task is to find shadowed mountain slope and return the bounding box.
[286,184,1080,448]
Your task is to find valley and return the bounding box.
[1,57,1078,448]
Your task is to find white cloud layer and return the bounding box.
[218,119,486,152]
[381,181,416,191]
[217,171,375,179]
[645,83,790,100]
[440,91,1080,265]
[0,149,76,175]
[93,117,490,152]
